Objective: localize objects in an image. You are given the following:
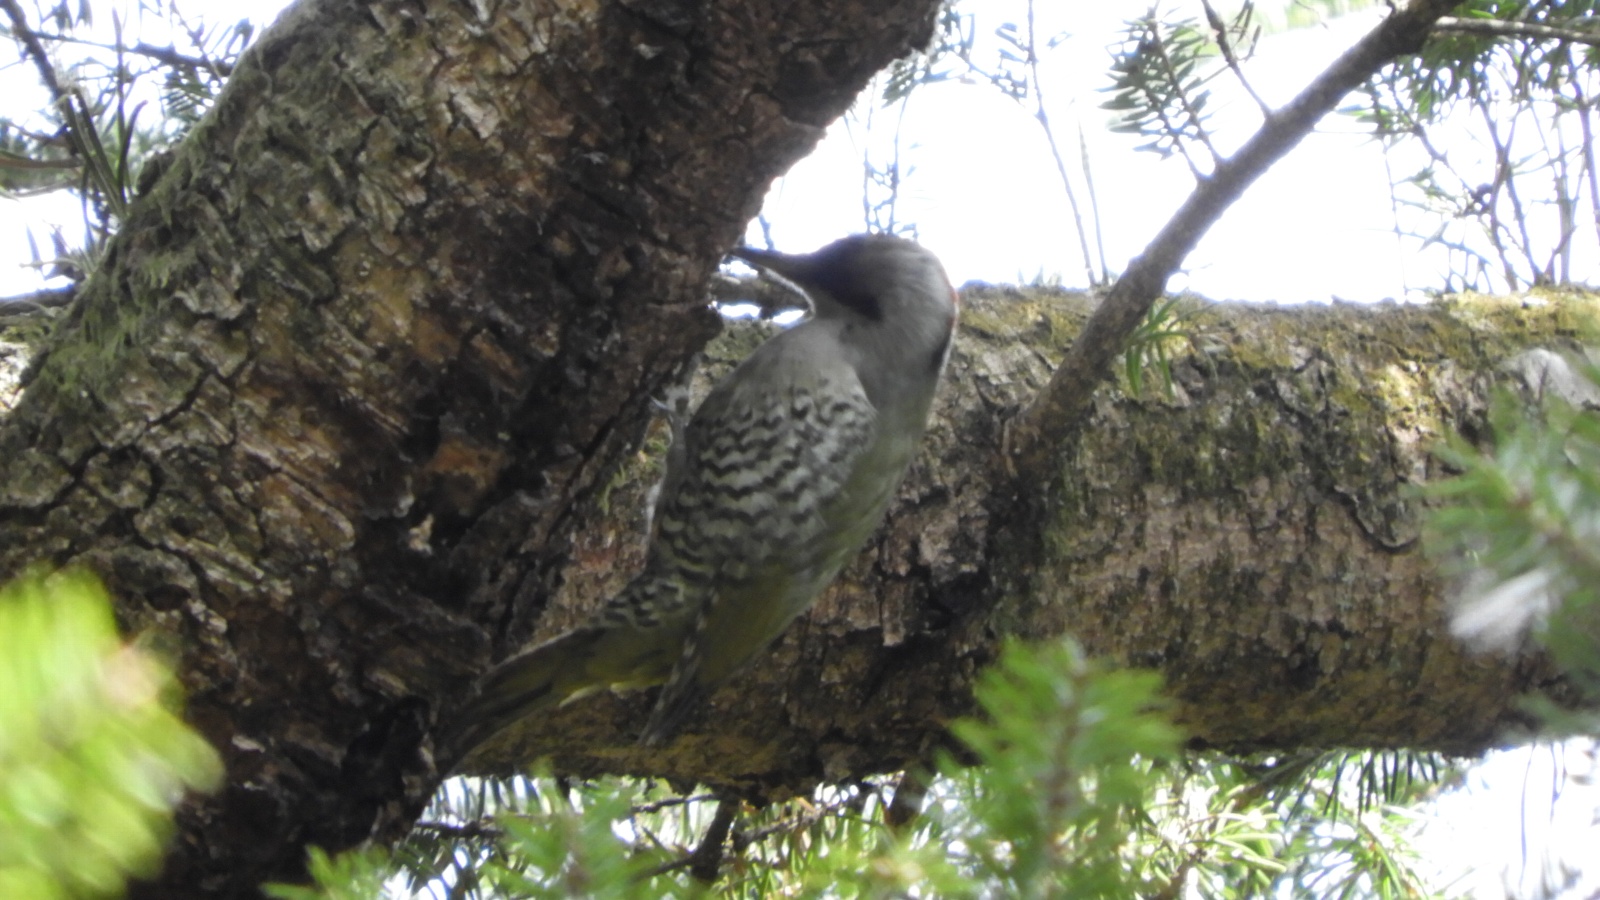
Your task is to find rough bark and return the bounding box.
[464,287,1596,790]
[0,0,1578,895]
[0,0,940,895]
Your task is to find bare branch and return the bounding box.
[130,40,234,77]
[0,285,74,317]
[1201,0,1272,118]
[1433,15,1600,48]
[23,30,237,77]
[1021,0,1102,287]
[1011,0,1465,477]
[0,0,67,102]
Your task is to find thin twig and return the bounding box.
[0,0,68,101]
[1201,0,1272,117]
[26,31,236,77]
[1147,17,1223,171]
[133,39,234,77]
[409,818,503,840]
[1483,104,1538,287]
[0,147,78,171]
[630,792,717,816]
[1078,124,1111,283]
[638,852,697,879]
[1133,18,1210,181]
[0,286,75,317]
[1,0,128,233]
[730,803,826,847]
[1571,68,1600,263]
[1021,0,1099,287]
[1545,84,1576,284]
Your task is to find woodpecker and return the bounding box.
[457,234,958,751]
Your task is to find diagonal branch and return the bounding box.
[1433,15,1600,48]
[1010,0,1465,477]
[0,0,68,102]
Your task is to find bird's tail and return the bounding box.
[449,627,608,760]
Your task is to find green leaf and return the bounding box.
[0,570,222,899]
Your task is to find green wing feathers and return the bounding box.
[451,627,607,755]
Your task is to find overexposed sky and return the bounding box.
[3,0,1597,895]
[755,2,1415,302]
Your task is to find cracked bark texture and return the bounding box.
[0,0,940,895]
[0,0,1590,895]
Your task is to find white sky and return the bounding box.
[3,0,1598,895]
[755,2,1419,302]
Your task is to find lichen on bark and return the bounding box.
[0,0,946,893]
[465,286,1598,788]
[0,0,1587,892]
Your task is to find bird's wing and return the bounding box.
[451,625,608,757]
[640,328,881,744]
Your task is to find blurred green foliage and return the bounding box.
[280,638,1447,899]
[0,570,221,899]
[1427,359,1600,705]
[264,847,396,900]
[937,640,1180,898]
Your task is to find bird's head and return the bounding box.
[730,233,958,330]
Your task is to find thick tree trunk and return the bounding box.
[0,0,939,895]
[0,0,1577,895]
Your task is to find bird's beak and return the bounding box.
[729,246,811,284]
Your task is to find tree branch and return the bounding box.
[463,286,1584,785]
[1011,0,1464,476]
[0,0,69,103]
[0,0,946,893]
[0,286,74,317]
[1433,15,1600,48]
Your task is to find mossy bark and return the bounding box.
[0,0,1586,893]
[0,0,939,895]
[469,287,1596,792]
